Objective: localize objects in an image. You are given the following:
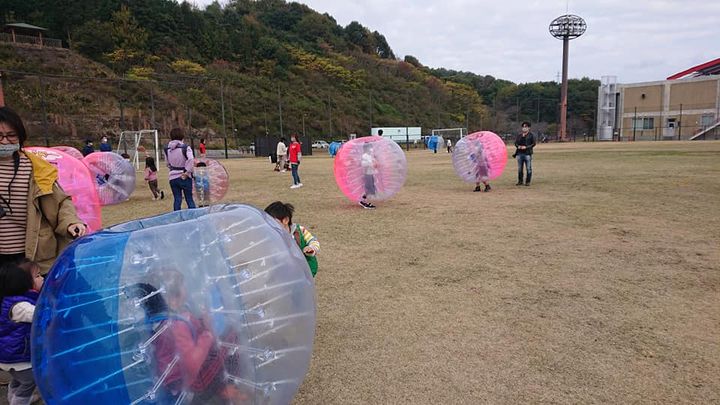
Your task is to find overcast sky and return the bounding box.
[193,0,719,84]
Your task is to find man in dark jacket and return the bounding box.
[81,140,94,156]
[514,121,536,186]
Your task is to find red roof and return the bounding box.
[667,57,720,80]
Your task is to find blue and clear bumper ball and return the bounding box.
[32,205,316,405]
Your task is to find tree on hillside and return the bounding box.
[344,21,376,54]
[404,55,422,68]
[105,6,149,73]
[74,20,115,59]
[372,31,395,59]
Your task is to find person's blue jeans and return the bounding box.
[517,154,532,184]
[169,176,196,210]
[291,163,301,185]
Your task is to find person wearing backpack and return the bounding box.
[164,128,196,211]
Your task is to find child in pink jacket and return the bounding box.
[144,157,164,201]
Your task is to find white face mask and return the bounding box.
[0,143,20,158]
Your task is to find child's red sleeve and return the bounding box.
[171,322,214,383]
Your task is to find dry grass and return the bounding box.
[4,141,717,405]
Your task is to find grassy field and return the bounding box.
[3,141,718,404]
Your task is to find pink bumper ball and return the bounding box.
[452,131,508,183]
[84,152,136,205]
[334,136,407,202]
[24,147,102,232]
[52,146,84,160]
[191,158,230,205]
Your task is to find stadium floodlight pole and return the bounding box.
[549,14,586,142]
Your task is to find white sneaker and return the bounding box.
[296,183,303,188]
[281,170,287,172]
[290,184,299,189]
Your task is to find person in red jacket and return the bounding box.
[198,138,207,158]
[288,134,303,189]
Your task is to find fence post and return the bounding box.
[405,127,409,152]
[632,107,637,142]
[678,104,683,140]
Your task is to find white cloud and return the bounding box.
[192,0,720,83]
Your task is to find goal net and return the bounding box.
[117,130,160,171]
[431,128,467,139]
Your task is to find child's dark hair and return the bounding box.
[170,128,184,141]
[265,201,294,225]
[126,283,169,319]
[145,156,157,172]
[16,257,40,275]
[521,121,531,128]
[0,263,34,303]
[196,161,207,167]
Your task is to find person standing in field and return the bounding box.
[199,138,207,158]
[275,137,287,172]
[0,107,86,274]
[164,128,196,210]
[288,134,302,189]
[514,121,536,186]
[99,136,112,152]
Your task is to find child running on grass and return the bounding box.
[264,201,320,277]
[144,156,165,201]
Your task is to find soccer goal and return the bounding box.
[117,130,160,171]
[431,127,467,139]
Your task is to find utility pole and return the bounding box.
[119,81,125,132]
[302,113,306,139]
[264,109,269,136]
[228,96,237,147]
[277,84,283,138]
[327,95,332,136]
[40,76,49,146]
[220,80,228,159]
[150,87,156,129]
[0,71,5,107]
[369,90,373,129]
[466,105,470,133]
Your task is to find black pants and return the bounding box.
[0,253,24,268]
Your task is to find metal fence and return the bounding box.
[0,32,63,48]
[616,103,720,141]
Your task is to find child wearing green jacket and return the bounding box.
[264,201,320,277]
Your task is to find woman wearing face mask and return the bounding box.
[0,107,87,273]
